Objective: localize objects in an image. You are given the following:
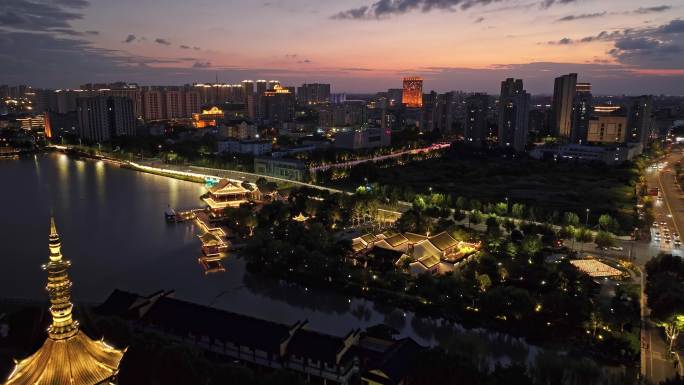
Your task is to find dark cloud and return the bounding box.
[0,0,85,33]
[633,5,671,14]
[154,38,171,45]
[331,0,578,19]
[556,11,606,22]
[123,34,136,43]
[54,0,90,8]
[546,19,684,69]
[298,59,312,64]
[331,0,511,20]
[192,61,212,68]
[193,46,200,50]
[179,45,190,49]
[540,0,576,9]
[474,16,485,23]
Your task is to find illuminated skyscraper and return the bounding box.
[402,77,423,108]
[571,82,593,144]
[4,218,125,385]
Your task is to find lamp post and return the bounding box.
[505,197,509,214]
[585,208,590,227]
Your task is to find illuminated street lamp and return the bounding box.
[585,208,590,227]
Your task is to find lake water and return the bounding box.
[0,153,532,356]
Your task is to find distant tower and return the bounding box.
[402,77,423,108]
[4,218,125,385]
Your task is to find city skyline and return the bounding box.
[1,0,683,94]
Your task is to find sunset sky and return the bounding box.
[2,0,683,94]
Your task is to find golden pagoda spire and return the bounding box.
[43,217,79,340]
[3,217,126,385]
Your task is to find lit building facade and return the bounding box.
[571,82,593,144]
[402,77,423,108]
[192,106,225,128]
[587,114,628,144]
[627,95,654,144]
[4,218,125,385]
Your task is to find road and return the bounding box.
[640,148,684,383]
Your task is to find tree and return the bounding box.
[520,235,542,258]
[477,274,492,293]
[494,202,508,217]
[646,254,684,352]
[469,210,484,228]
[486,216,502,239]
[563,212,580,227]
[599,214,620,233]
[575,228,594,252]
[594,231,616,250]
[511,203,525,219]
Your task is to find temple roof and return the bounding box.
[5,331,125,385]
[428,232,458,251]
[208,179,250,196]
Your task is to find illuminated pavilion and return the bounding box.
[3,218,125,385]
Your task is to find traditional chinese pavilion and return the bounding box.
[3,218,125,385]
[202,179,258,215]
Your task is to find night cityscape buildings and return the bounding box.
[2,1,684,384]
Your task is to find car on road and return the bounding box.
[610,246,624,251]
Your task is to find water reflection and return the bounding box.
[0,154,539,366]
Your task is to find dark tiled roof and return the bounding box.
[428,232,458,251]
[142,297,293,354]
[287,329,353,365]
[94,290,142,318]
[363,338,423,385]
[404,233,427,244]
[384,234,408,247]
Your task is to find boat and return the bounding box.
[164,206,177,222]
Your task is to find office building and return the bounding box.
[571,83,593,144]
[498,78,530,152]
[77,96,135,142]
[254,157,309,182]
[55,90,81,113]
[464,93,490,146]
[261,85,295,124]
[402,77,423,108]
[297,83,331,105]
[552,73,577,140]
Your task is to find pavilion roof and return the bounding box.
[208,179,250,196]
[4,331,124,385]
[384,233,408,247]
[428,232,458,251]
[404,233,427,244]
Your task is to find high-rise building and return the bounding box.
[267,80,280,91]
[164,89,184,119]
[552,73,577,140]
[184,88,201,117]
[498,78,530,152]
[402,77,423,108]
[256,80,268,96]
[142,88,164,121]
[571,82,593,144]
[297,83,331,105]
[464,93,490,146]
[627,95,654,144]
[4,218,125,385]
[77,96,135,142]
[242,80,255,101]
[55,90,81,113]
[262,84,295,124]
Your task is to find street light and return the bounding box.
[585,208,590,227]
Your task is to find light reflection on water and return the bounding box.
[0,153,537,359]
